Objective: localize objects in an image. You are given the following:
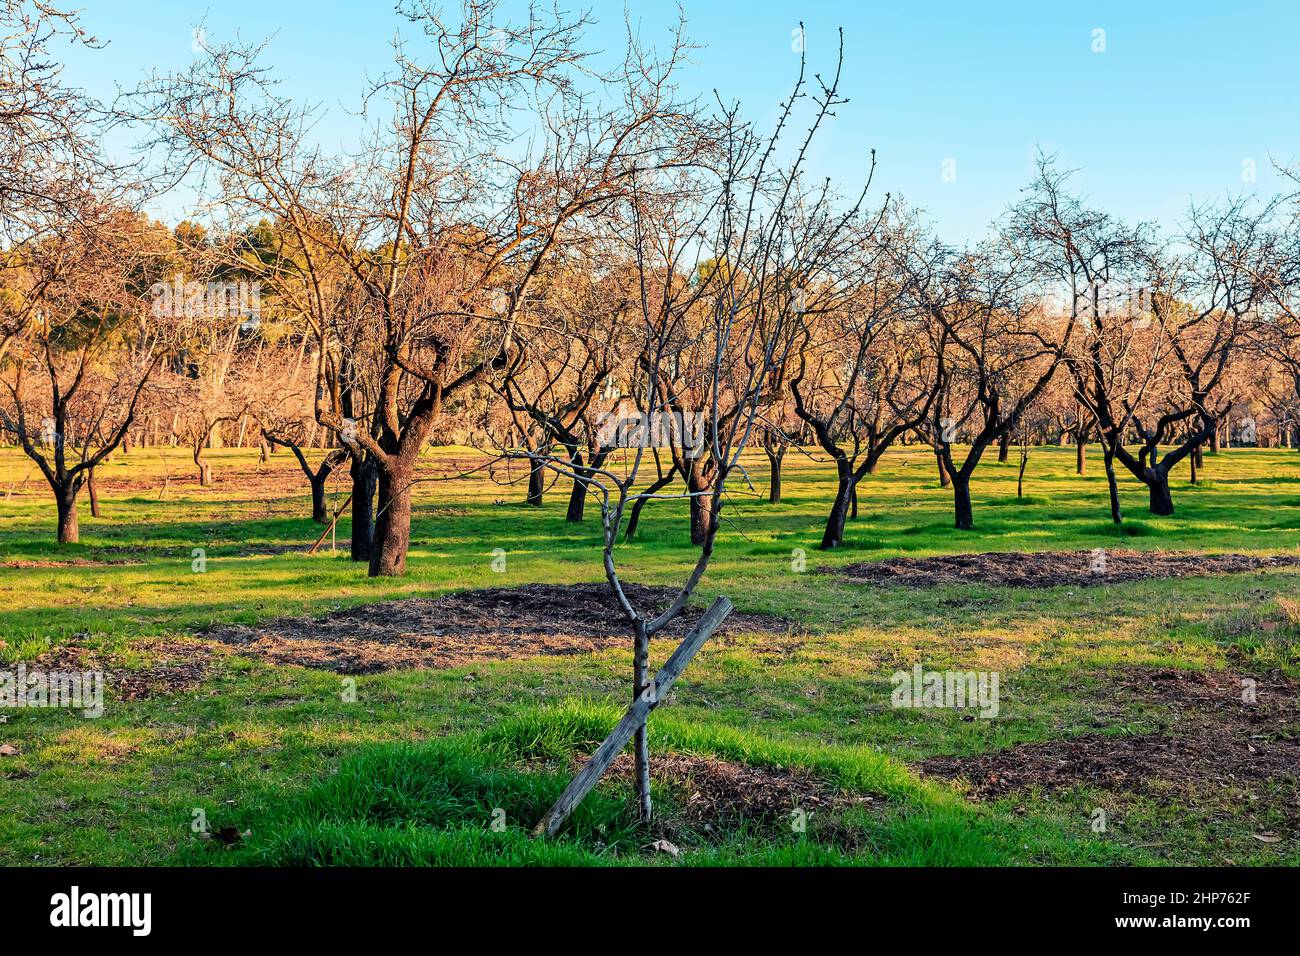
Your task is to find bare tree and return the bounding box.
[789,206,943,549]
[1110,199,1270,515]
[531,29,861,833]
[911,240,1073,530]
[1004,156,1152,522]
[0,204,170,541]
[137,0,699,576]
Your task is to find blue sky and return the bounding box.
[58,1,1300,243]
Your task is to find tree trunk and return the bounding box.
[935,449,951,487]
[1209,427,1221,454]
[566,449,608,523]
[633,619,651,823]
[194,440,212,486]
[56,484,79,544]
[820,466,853,551]
[849,481,859,520]
[88,467,101,518]
[624,462,676,541]
[1148,471,1174,516]
[1103,447,1122,524]
[527,460,545,507]
[369,460,413,577]
[309,471,329,523]
[997,432,1011,463]
[1076,439,1086,475]
[566,473,587,522]
[766,445,784,504]
[686,462,712,546]
[350,454,377,563]
[953,473,974,530]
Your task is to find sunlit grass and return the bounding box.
[1,442,1298,865]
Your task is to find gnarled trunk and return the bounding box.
[1148,472,1174,516]
[820,462,853,550]
[624,461,677,541]
[369,459,413,577]
[193,439,213,487]
[566,472,588,521]
[55,483,80,544]
[686,461,713,546]
[566,447,609,523]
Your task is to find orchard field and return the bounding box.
[2,442,1297,866]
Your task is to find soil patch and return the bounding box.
[204,583,788,674]
[36,639,218,701]
[591,752,878,832]
[1,558,146,569]
[834,549,1300,590]
[919,668,1300,817]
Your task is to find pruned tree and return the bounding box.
[529,28,859,833]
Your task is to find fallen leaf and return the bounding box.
[649,839,679,858]
[0,743,19,757]
[1252,833,1282,844]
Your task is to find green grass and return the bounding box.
[1,442,1298,866]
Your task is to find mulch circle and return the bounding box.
[833,549,1300,589]
[918,667,1300,818]
[588,752,879,831]
[204,582,789,674]
[34,639,218,701]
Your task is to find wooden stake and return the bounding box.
[532,596,733,837]
[308,492,353,555]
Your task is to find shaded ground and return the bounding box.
[592,752,879,836]
[919,667,1300,822]
[35,638,218,701]
[835,549,1300,589]
[205,583,788,674]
